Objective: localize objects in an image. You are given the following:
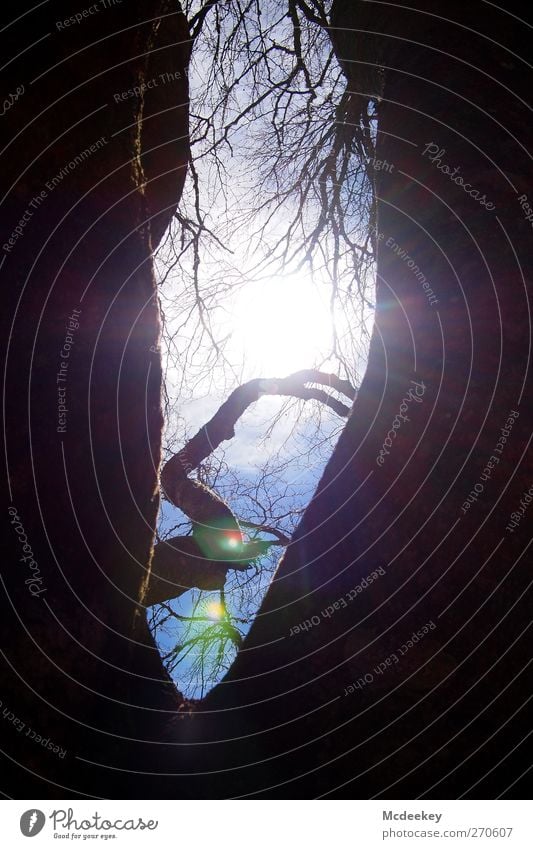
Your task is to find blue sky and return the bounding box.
[150,385,348,698]
[148,0,375,696]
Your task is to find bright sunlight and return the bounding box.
[205,600,225,621]
[227,270,333,375]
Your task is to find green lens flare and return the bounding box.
[193,518,245,560]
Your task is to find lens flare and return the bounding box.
[205,601,225,621]
[224,533,241,549]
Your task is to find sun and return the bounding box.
[227,271,332,376]
[205,600,225,621]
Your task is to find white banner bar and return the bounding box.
[1,800,530,848]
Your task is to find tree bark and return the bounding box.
[146,536,262,607]
[188,0,533,799]
[1,0,190,796]
[1,0,531,800]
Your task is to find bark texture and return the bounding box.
[1,0,190,796]
[188,0,533,799]
[1,0,531,800]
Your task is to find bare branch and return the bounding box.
[160,368,356,524]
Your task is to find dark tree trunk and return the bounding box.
[1,1,531,800]
[186,1,533,799]
[0,1,190,797]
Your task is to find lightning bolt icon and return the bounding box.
[28,811,38,833]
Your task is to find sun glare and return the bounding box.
[205,601,225,621]
[228,272,333,376]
